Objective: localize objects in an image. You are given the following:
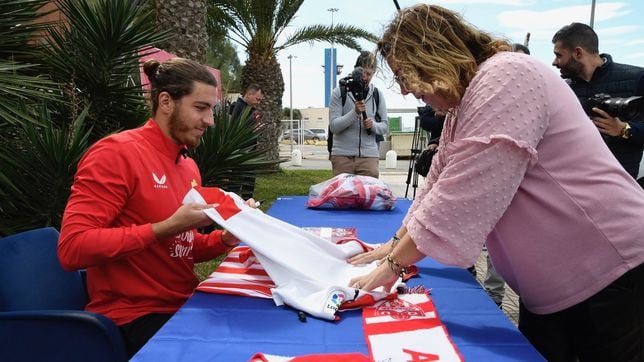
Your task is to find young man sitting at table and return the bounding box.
[58,57,257,357]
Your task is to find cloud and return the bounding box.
[623,52,644,61]
[625,39,644,46]
[436,0,535,4]
[498,2,631,31]
[596,25,640,36]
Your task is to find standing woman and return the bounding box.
[349,5,644,361]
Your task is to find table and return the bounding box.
[133,196,544,361]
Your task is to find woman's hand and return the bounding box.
[348,261,399,292]
[347,241,391,265]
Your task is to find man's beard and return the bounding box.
[559,57,584,79]
[169,108,200,148]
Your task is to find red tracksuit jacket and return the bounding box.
[59,120,230,325]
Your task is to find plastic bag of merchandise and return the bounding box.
[307,173,396,210]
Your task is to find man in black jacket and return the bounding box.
[552,22,644,179]
[229,83,263,125]
[228,84,263,199]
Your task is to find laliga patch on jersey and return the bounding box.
[323,290,346,314]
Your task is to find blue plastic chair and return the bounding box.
[0,227,127,362]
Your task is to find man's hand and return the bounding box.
[221,229,241,247]
[152,203,218,240]
[354,100,366,115]
[362,117,373,130]
[592,107,627,137]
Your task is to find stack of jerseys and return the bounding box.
[307,173,397,210]
[186,187,395,320]
[197,227,359,299]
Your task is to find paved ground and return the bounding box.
[279,143,520,326]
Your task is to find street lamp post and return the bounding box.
[328,8,339,107]
[589,0,596,28]
[288,55,295,154]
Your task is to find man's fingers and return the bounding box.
[592,107,610,118]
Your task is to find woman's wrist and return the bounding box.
[386,252,409,278]
[390,234,401,251]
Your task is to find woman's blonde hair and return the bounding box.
[377,4,510,105]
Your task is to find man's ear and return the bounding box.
[573,46,584,60]
[158,91,174,114]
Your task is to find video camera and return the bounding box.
[339,67,371,134]
[587,93,644,120]
[339,67,369,102]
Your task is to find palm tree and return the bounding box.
[155,0,210,63]
[0,0,169,235]
[205,18,242,96]
[209,0,378,161]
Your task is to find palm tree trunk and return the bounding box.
[155,0,209,63]
[242,56,284,162]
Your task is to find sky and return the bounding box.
[236,1,644,123]
[233,0,644,127]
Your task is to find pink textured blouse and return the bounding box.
[405,51,644,314]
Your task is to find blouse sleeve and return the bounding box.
[404,54,549,267]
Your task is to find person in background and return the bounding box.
[512,43,530,55]
[58,58,257,358]
[552,22,644,179]
[349,5,644,361]
[229,83,263,125]
[229,83,264,198]
[329,51,388,178]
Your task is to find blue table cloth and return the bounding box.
[133,196,543,361]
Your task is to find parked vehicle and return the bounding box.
[280,129,320,143]
[308,128,328,141]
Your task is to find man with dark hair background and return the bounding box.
[552,22,644,179]
[229,83,264,198]
[229,83,263,125]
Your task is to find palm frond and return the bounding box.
[0,0,55,60]
[0,60,61,126]
[0,105,92,236]
[190,108,282,192]
[41,0,172,138]
[278,24,378,52]
[274,0,304,32]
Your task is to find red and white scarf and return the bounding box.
[249,293,462,361]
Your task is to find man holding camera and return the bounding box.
[552,22,644,179]
[329,51,388,178]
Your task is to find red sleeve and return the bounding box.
[192,230,232,263]
[58,142,157,271]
